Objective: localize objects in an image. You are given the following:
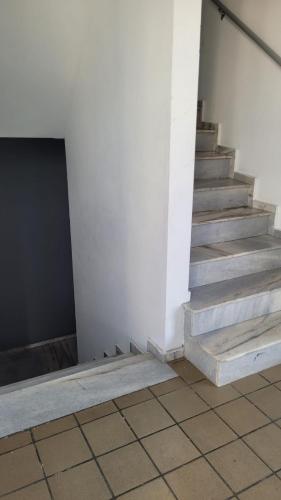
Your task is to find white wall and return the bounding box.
[66,0,201,361]
[0,0,86,137]
[165,0,202,352]
[199,0,281,227]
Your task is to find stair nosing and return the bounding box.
[194,182,249,193]
[192,209,271,226]
[190,239,281,266]
[187,267,281,313]
[186,288,271,314]
[197,129,216,134]
[195,153,233,160]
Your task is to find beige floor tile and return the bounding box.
[165,457,231,500]
[0,445,44,496]
[48,460,111,500]
[150,377,186,397]
[216,398,269,436]
[181,410,236,453]
[232,374,269,394]
[191,380,240,408]
[75,401,117,425]
[98,442,158,496]
[33,415,77,441]
[141,425,200,473]
[261,364,281,383]
[82,412,135,456]
[248,386,281,419]
[244,423,281,471]
[122,399,174,438]
[275,418,281,428]
[37,428,91,476]
[238,475,281,500]
[159,387,208,422]
[3,481,51,500]
[169,359,205,384]
[119,478,174,499]
[0,431,32,455]
[114,389,154,409]
[208,440,270,492]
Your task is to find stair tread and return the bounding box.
[191,235,281,264]
[196,150,233,160]
[191,310,281,362]
[0,354,176,438]
[194,178,248,191]
[197,130,216,134]
[189,267,281,311]
[193,207,270,225]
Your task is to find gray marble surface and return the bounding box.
[190,268,281,310]
[191,235,281,264]
[195,157,232,180]
[0,354,176,438]
[192,207,269,225]
[194,178,247,191]
[196,129,217,152]
[192,208,271,247]
[185,311,281,385]
[195,148,233,160]
[190,235,281,287]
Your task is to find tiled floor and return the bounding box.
[2,360,281,498]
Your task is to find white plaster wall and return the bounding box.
[0,0,86,137]
[165,0,202,352]
[199,0,281,227]
[66,0,202,361]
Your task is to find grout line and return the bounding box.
[119,402,178,499]
[30,429,55,500]
[146,386,236,498]
[72,413,116,499]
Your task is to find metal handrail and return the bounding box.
[210,0,281,68]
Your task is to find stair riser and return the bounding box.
[193,187,250,212]
[192,215,270,247]
[196,132,217,152]
[195,158,232,179]
[190,248,281,287]
[185,334,281,386]
[185,287,281,336]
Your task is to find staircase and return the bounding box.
[185,102,281,386]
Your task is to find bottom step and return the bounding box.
[0,353,176,438]
[185,311,281,386]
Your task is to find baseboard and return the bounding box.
[130,339,145,355]
[234,171,255,186]
[147,339,184,363]
[253,199,277,214]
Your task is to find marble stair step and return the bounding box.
[192,207,272,247]
[185,310,281,386]
[195,150,233,180]
[185,268,281,336]
[190,235,281,287]
[196,128,217,152]
[193,178,251,212]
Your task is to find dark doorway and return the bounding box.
[0,138,76,385]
